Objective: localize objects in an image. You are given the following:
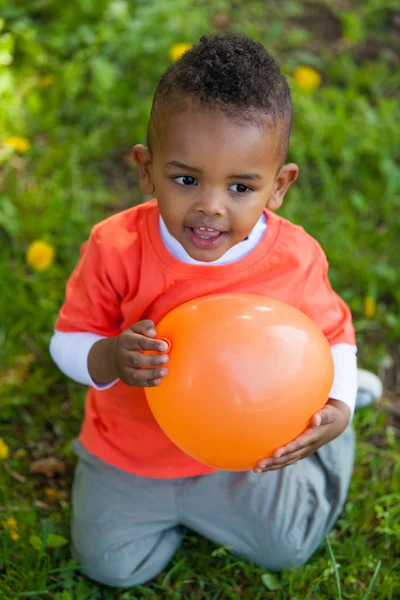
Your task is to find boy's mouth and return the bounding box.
[185,226,228,250]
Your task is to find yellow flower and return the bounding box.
[364,295,376,319]
[169,43,192,62]
[26,240,55,271]
[294,66,322,90]
[44,487,61,502]
[3,517,20,541]
[5,137,31,153]
[4,518,17,529]
[0,438,9,460]
[37,74,55,88]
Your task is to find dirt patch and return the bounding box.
[293,2,343,43]
[291,2,400,62]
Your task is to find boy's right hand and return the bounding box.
[115,320,169,387]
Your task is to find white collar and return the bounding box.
[159,213,267,265]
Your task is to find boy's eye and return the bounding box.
[229,183,250,194]
[174,176,198,186]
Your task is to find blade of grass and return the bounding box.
[326,534,342,600]
[362,560,382,600]
[17,591,52,598]
[161,557,187,586]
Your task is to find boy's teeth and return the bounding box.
[192,226,221,239]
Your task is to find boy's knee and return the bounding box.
[78,554,156,588]
[72,526,182,588]
[249,519,325,572]
[251,538,314,572]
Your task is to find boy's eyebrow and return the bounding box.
[228,172,263,181]
[165,161,262,181]
[165,161,202,172]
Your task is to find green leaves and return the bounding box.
[29,533,69,551]
[90,56,119,93]
[0,31,14,65]
[261,572,282,590]
[29,535,43,551]
[0,197,19,238]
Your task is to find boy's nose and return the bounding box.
[194,192,225,216]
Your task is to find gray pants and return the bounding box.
[71,426,355,588]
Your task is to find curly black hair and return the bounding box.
[148,32,293,159]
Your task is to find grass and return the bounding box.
[1,0,400,598]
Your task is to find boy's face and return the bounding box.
[134,104,298,262]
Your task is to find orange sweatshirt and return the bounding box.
[55,199,355,478]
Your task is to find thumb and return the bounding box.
[131,320,157,338]
[310,404,335,428]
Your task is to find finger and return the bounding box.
[255,455,307,472]
[310,404,337,428]
[132,377,163,388]
[271,410,333,458]
[130,366,169,382]
[270,411,329,456]
[256,448,309,470]
[123,331,169,353]
[257,429,324,467]
[131,320,157,337]
[271,427,319,458]
[255,444,319,472]
[127,352,169,369]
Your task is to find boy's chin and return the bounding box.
[186,247,227,263]
[184,240,233,263]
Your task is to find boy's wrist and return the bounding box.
[88,336,120,385]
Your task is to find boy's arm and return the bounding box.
[49,330,119,389]
[50,220,169,389]
[51,225,125,386]
[50,326,169,388]
[328,343,358,417]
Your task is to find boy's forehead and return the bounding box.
[154,105,283,168]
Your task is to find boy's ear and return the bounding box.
[133,144,155,195]
[267,163,299,211]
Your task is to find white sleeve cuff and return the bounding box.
[329,343,358,418]
[49,330,119,390]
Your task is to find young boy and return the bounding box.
[50,33,380,588]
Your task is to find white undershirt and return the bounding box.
[50,214,358,416]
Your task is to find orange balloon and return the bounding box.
[145,294,334,471]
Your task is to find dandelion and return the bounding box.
[5,137,31,153]
[3,517,20,541]
[169,43,192,62]
[293,66,322,90]
[37,74,55,88]
[26,240,55,271]
[364,295,376,319]
[0,438,9,460]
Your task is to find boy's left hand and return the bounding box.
[254,399,351,473]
